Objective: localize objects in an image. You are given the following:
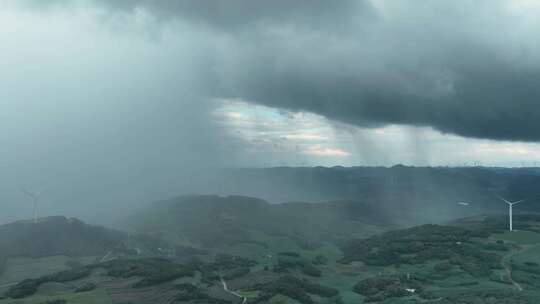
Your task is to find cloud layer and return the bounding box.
[38,0,540,142]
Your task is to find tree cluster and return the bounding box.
[252,275,339,304]
[341,224,502,277]
[353,275,423,302]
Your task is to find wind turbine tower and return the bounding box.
[22,189,45,224]
[498,196,526,232]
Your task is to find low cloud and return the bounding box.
[302,146,351,157]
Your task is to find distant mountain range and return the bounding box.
[201,166,540,223]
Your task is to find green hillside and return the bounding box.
[0,216,126,259]
[127,195,395,255]
[2,198,540,303]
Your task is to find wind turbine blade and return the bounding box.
[21,189,36,198]
[35,187,48,197]
[497,195,512,205]
[512,199,526,205]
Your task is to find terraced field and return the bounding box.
[0,288,112,304]
[0,256,97,286]
[101,279,179,304]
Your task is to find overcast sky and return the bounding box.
[2,0,540,221]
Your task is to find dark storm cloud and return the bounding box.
[96,0,368,29]
[18,0,371,30]
[227,1,540,142]
[35,0,536,142]
[232,50,540,142]
[9,0,540,141]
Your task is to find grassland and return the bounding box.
[0,288,111,304]
[0,256,96,286]
[492,230,540,245]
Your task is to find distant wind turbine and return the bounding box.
[498,196,526,232]
[21,188,46,224]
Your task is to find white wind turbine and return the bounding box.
[22,188,46,224]
[498,196,526,232]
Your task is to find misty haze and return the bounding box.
[1,1,540,303]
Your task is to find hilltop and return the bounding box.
[0,216,126,258]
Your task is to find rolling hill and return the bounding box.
[3,213,540,303]
[0,216,126,259]
[126,195,397,253]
